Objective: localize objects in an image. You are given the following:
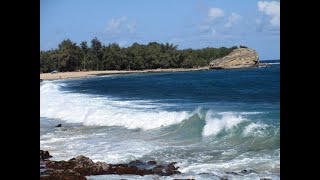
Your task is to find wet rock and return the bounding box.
[147,160,157,165]
[164,162,180,175]
[167,162,178,171]
[128,160,144,167]
[69,155,95,166]
[225,171,242,176]
[225,169,257,176]
[55,124,62,127]
[45,155,110,176]
[240,169,256,174]
[151,165,164,174]
[46,160,70,170]
[42,153,181,177]
[40,150,52,160]
[94,161,110,174]
[40,169,87,180]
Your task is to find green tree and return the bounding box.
[91,37,103,70]
[40,37,242,72]
[80,41,88,70]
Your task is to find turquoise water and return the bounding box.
[40,63,280,179]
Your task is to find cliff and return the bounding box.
[209,48,259,69]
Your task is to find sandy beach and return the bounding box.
[40,67,210,80]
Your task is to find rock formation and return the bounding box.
[40,151,181,179]
[40,150,52,160]
[210,48,259,69]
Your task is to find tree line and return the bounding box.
[40,37,246,73]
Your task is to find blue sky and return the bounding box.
[40,0,280,60]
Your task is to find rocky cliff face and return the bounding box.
[210,48,259,69]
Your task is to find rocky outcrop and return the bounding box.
[225,168,257,176]
[40,152,181,179]
[210,48,259,69]
[45,155,110,176]
[40,150,52,160]
[40,169,87,180]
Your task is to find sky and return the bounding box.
[40,0,280,60]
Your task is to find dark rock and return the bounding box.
[40,150,52,160]
[41,169,54,176]
[46,155,110,176]
[225,169,257,176]
[151,165,164,174]
[69,155,95,166]
[128,160,144,167]
[167,162,178,171]
[94,161,110,174]
[240,169,256,174]
[260,178,272,180]
[55,124,62,127]
[43,154,181,176]
[40,169,87,180]
[147,160,157,165]
[164,162,180,176]
[225,171,242,176]
[45,160,73,170]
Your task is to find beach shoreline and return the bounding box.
[40,67,210,81]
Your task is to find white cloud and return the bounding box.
[258,1,280,27]
[105,16,128,33]
[127,21,136,33]
[208,7,224,21]
[225,13,241,28]
[105,16,136,35]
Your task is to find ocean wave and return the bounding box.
[41,81,192,130]
[202,111,244,137]
[41,81,277,139]
[243,123,268,137]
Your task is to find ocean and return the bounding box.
[40,62,280,180]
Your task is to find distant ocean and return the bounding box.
[40,61,280,180]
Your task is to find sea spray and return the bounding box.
[202,111,244,137]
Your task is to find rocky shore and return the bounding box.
[40,150,275,180]
[40,150,180,179]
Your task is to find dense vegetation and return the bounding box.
[40,37,243,73]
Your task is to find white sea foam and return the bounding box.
[202,111,244,137]
[40,81,192,130]
[218,112,263,115]
[243,123,268,137]
[179,154,280,175]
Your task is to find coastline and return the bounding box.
[40,67,210,81]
